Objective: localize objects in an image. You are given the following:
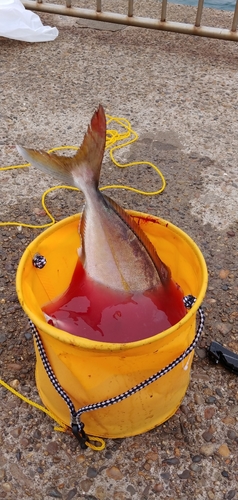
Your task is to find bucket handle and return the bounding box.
[30,295,205,448]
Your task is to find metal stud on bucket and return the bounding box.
[16,211,208,440]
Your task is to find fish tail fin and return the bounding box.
[16,104,106,189]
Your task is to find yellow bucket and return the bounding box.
[16,211,207,439]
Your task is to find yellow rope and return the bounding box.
[0,113,166,229]
[0,378,105,450]
[86,436,106,451]
[0,113,165,449]
[0,378,67,430]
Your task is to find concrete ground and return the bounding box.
[0,2,238,500]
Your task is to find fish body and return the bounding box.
[17,105,171,294]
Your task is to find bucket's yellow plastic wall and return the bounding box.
[16,212,208,438]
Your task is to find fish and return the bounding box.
[17,105,186,342]
[16,105,171,295]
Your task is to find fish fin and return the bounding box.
[79,209,86,264]
[74,104,106,187]
[16,104,106,188]
[16,145,74,184]
[104,195,171,287]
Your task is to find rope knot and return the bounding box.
[33,253,47,269]
[183,294,196,309]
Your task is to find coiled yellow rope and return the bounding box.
[0,113,166,450]
[0,114,166,229]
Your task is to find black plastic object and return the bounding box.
[71,423,88,449]
[208,341,238,375]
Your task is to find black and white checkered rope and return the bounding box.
[29,295,204,433]
[74,295,204,425]
[29,320,78,423]
[32,254,47,269]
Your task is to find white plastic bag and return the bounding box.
[0,0,59,42]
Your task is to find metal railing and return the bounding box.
[23,0,238,41]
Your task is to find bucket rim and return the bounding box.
[16,211,208,352]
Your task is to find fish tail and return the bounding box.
[16,105,106,189]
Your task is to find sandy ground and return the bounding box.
[0,2,238,500]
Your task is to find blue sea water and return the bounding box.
[170,0,236,11]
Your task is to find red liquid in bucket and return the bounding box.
[43,261,187,343]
